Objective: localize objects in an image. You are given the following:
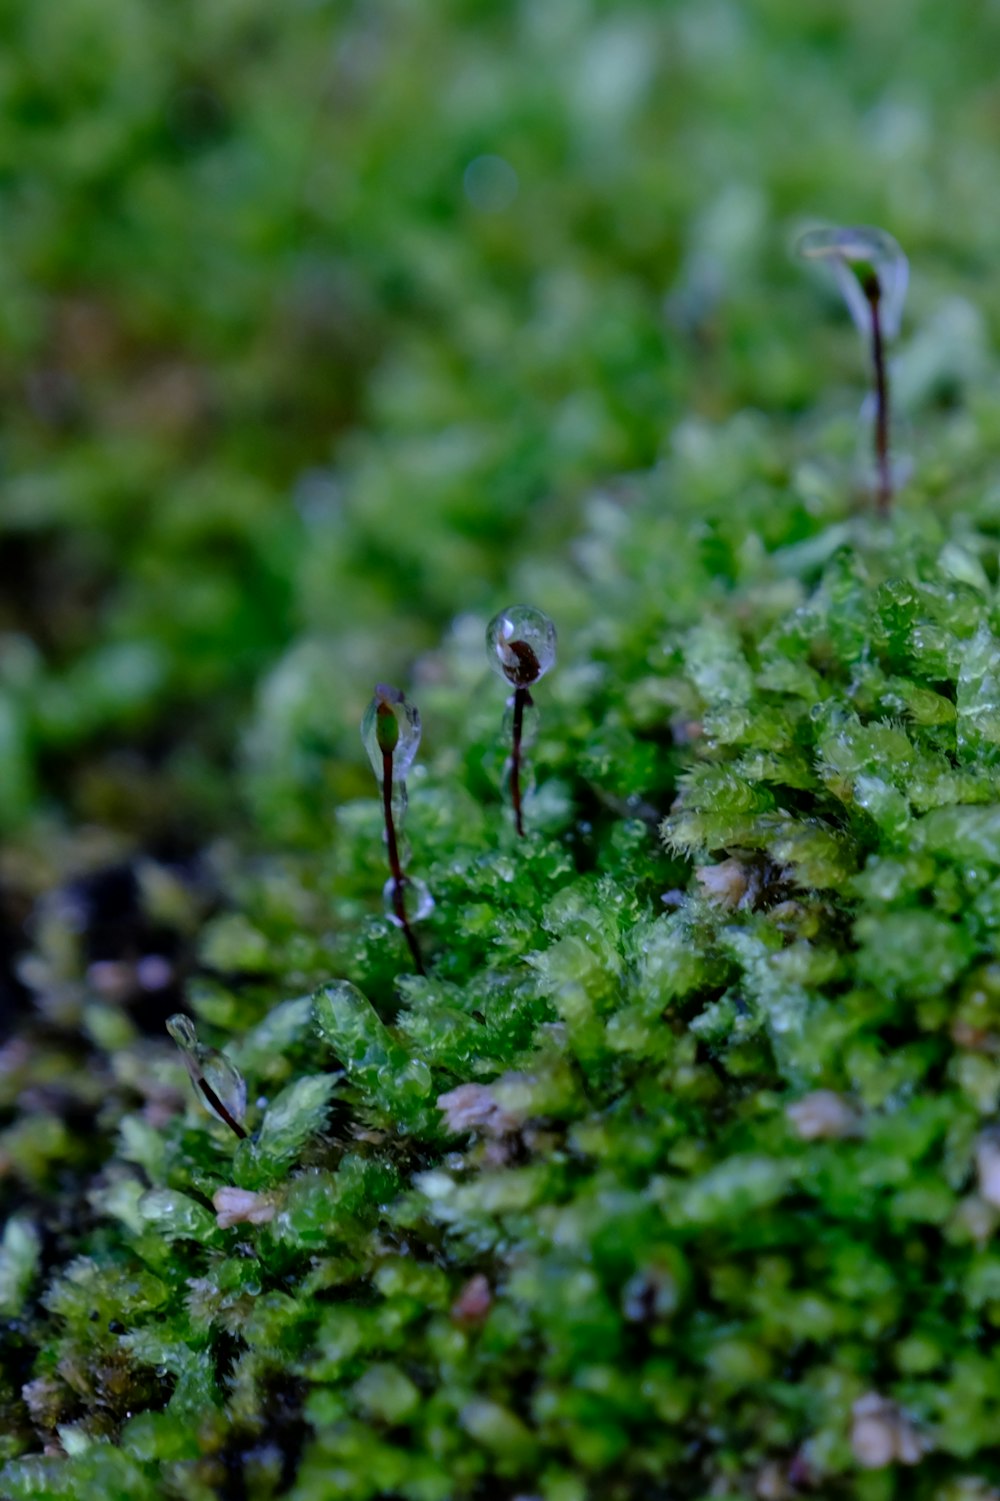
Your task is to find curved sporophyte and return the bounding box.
[166,1013,248,1140]
[798,224,908,514]
[486,605,557,837]
[361,684,432,974]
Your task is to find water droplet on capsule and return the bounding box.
[361,684,422,783]
[797,223,908,340]
[486,606,557,687]
[166,1012,247,1130]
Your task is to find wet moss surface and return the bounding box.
[6,2,1000,1498]
[8,464,1000,1498]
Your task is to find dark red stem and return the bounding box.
[866,275,892,515]
[196,1076,248,1140]
[382,749,425,975]
[510,686,531,838]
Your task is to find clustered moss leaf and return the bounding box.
[7,423,1000,1497]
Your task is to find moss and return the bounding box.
[8,438,1000,1495]
[7,2,1000,1498]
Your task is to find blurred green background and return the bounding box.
[3,0,1000,866]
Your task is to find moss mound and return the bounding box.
[6,437,1000,1497]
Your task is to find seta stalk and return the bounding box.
[376,696,425,975]
[194,1074,248,1140]
[486,606,557,837]
[863,271,891,515]
[166,1012,249,1141]
[507,669,536,838]
[796,224,908,514]
[362,685,432,974]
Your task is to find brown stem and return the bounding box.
[510,686,531,838]
[382,750,425,975]
[196,1076,248,1140]
[865,274,892,515]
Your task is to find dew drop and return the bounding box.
[166,1013,197,1051]
[383,875,435,926]
[856,393,913,494]
[166,1012,247,1130]
[390,782,409,829]
[361,684,422,782]
[200,1052,247,1126]
[797,224,908,340]
[502,695,540,748]
[502,755,536,803]
[382,1057,434,1100]
[486,605,557,687]
[463,154,519,213]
